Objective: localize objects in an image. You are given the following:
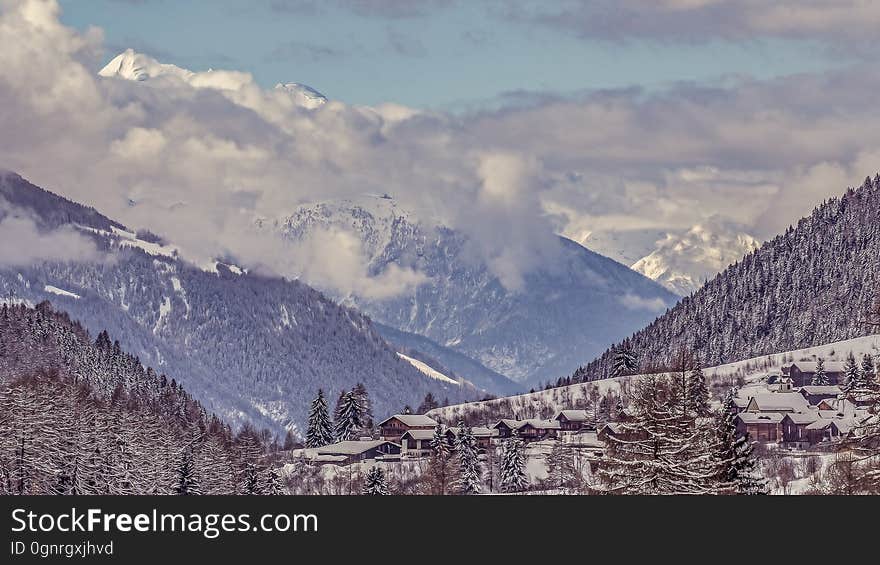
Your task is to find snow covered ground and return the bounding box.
[397,352,460,385]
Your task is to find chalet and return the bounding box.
[377,414,438,442]
[736,412,784,442]
[444,426,499,451]
[400,429,435,458]
[785,362,845,387]
[315,440,401,465]
[493,419,559,441]
[798,385,842,406]
[744,392,811,414]
[554,410,592,431]
[597,422,646,443]
[781,412,819,449]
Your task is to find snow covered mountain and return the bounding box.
[270,195,678,386]
[99,49,326,109]
[575,174,880,382]
[630,222,759,296]
[0,172,473,434]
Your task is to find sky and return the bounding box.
[4,0,880,297]
[58,0,837,110]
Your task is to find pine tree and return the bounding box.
[243,464,263,495]
[264,469,284,495]
[334,391,364,442]
[546,440,577,492]
[611,347,639,377]
[688,362,710,417]
[811,358,829,386]
[861,354,877,389]
[423,426,453,495]
[598,374,719,495]
[351,383,374,430]
[843,352,860,394]
[713,389,766,495]
[363,466,389,495]
[306,389,334,448]
[499,430,528,493]
[454,422,481,495]
[174,448,200,495]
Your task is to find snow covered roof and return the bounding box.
[313,454,348,463]
[446,426,498,438]
[493,418,560,431]
[555,410,590,422]
[798,386,842,396]
[788,361,846,373]
[737,412,785,424]
[783,412,820,425]
[377,414,438,428]
[315,440,399,455]
[745,393,811,413]
[401,429,435,441]
[562,431,603,448]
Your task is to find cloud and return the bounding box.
[619,293,668,313]
[3,0,880,299]
[0,215,103,266]
[500,0,880,48]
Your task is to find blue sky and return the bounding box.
[59,0,837,110]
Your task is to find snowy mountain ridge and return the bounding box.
[271,196,678,386]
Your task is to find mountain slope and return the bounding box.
[630,222,759,296]
[574,174,880,381]
[0,302,257,495]
[0,172,472,434]
[273,196,678,386]
[374,322,522,396]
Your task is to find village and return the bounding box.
[288,360,873,485]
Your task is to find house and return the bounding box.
[315,440,401,465]
[785,362,845,387]
[781,412,819,448]
[744,392,811,414]
[597,422,646,443]
[400,429,436,458]
[554,410,592,431]
[736,412,784,442]
[377,414,438,442]
[444,426,499,451]
[493,419,560,441]
[798,385,842,406]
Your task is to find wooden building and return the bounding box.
[444,426,499,451]
[785,362,845,387]
[377,414,438,442]
[314,440,401,465]
[554,410,592,431]
[493,419,560,441]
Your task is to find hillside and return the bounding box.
[0,302,263,495]
[0,172,472,435]
[574,175,880,382]
[274,196,677,387]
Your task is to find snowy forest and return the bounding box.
[0,302,282,495]
[573,175,880,384]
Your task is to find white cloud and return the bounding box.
[0,215,102,266]
[2,0,880,298]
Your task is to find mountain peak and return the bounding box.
[273,82,327,109]
[98,49,193,82]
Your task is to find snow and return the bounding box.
[630,221,759,296]
[396,352,460,385]
[274,83,327,109]
[43,285,80,299]
[154,296,171,333]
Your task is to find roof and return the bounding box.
[746,393,811,413]
[401,429,436,441]
[787,361,846,373]
[494,418,560,431]
[446,426,498,438]
[598,422,626,435]
[806,419,835,431]
[798,386,842,396]
[315,440,399,456]
[377,414,438,428]
[737,412,785,424]
[562,431,603,449]
[555,410,591,422]
[733,397,751,408]
[783,412,820,425]
[312,454,348,463]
